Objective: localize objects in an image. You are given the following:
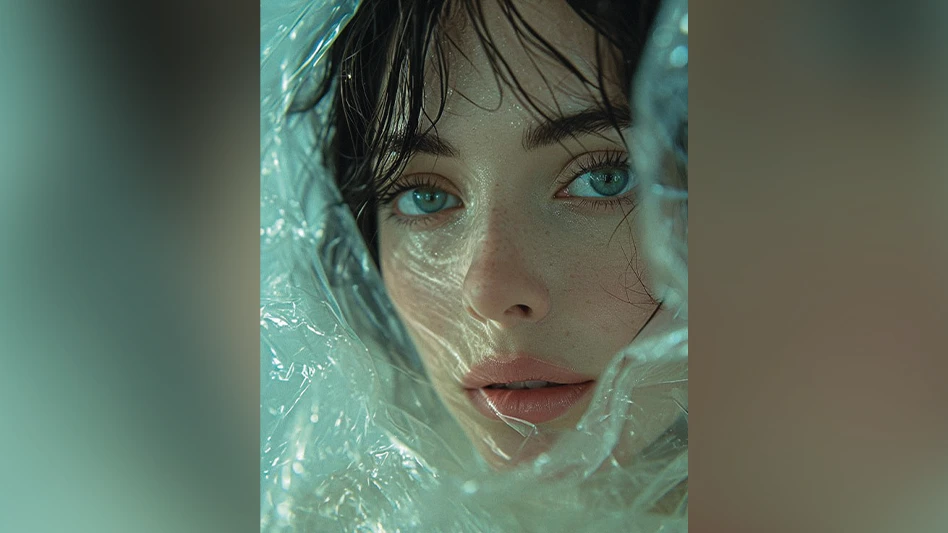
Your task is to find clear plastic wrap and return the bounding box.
[261,0,688,530]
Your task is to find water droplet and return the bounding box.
[670,45,688,68]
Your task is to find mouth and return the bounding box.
[462,356,596,424]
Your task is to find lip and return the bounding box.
[462,355,596,424]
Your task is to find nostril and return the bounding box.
[507,304,531,317]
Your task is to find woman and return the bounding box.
[310,0,683,467]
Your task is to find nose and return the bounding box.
[461,221,551,328]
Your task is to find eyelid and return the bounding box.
[553,150,631,197]
[393,187,462,217]
[377,172,462,206]
[379,173,465,227]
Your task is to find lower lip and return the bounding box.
[465,382,595,424]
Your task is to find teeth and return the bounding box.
[488,381,559,390]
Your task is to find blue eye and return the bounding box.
[395,186,462,216]
[564,166,636,198]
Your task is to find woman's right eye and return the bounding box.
[394,186,462,217]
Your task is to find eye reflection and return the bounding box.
[395,186,462,216]
[564,167,635,198]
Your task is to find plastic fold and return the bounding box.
[261,0,688,530]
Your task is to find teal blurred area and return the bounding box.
[0,2,260,532]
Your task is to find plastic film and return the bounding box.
[261,0,688,530]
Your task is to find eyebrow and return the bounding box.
[388,107,632,158]
[522,107,631,151]
[391,131,460,158]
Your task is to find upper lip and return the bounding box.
[461,354,595,389]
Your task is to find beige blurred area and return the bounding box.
[691,0,948,531]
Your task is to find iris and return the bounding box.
[412,188,449,213]
[394,186,461,216]
[588,168,630,197]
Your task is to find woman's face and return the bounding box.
[378,0,658,464]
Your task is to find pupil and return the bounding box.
[590,169,629,196]
[412,187,447,213]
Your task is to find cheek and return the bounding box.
[565,269,645,342]
[380,229,462,319]
[379,231,471,378]
[381,246,441,331]
[562,226,655,329]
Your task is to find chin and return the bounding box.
[455,393,595,469]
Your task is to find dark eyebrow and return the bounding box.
[386,130,460,158]
[522,107,631,151]
[388,107,631,158]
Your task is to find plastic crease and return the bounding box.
[261,0,688,530]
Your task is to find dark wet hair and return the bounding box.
[310,0,660,264]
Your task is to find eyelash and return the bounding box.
[562,151,637,211]
[377,175,439,206]
[377,175,452,227]
[565,151,630,184]
[377,151,634,226]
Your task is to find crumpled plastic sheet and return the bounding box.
[260,0,688,531]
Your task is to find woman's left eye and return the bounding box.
[561,165,637,199]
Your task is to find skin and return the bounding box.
[377,0,661,466]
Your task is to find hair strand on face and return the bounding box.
[307,0,660,265]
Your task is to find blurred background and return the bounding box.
[0,0,945,531]
[0,1,259,532]
[691,0,948,531]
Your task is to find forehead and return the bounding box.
[422,0,624,124]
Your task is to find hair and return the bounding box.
[307,0,660,265]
